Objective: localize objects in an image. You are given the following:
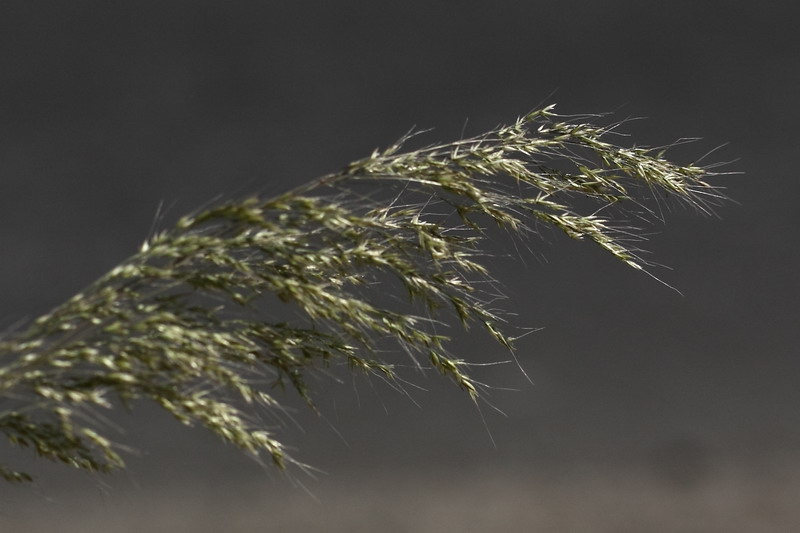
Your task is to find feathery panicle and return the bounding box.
[0,105,726,482]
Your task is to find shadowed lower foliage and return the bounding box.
[0,105,727,482]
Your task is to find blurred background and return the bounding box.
[1,1,798,531]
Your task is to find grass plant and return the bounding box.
[0,105,726,483]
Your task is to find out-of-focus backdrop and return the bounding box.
[1,2,798,531]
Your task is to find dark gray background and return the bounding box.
[1,2,798,531]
